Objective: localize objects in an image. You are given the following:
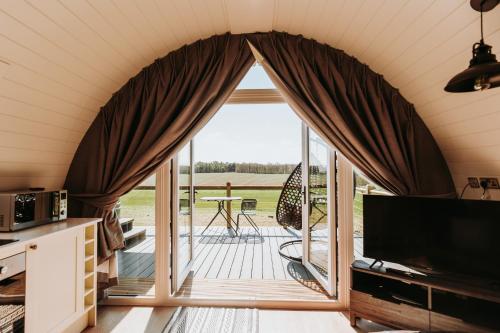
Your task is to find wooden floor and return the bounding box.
[176,277,330,301]
[84,306,389,333]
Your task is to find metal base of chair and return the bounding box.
[236,213,260,235]
[278,239,302,263]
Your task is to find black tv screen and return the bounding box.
[363,195,500,281]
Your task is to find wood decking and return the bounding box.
[108,226,364,300]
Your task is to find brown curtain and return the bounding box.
[248,32,456,197]
[65,31,456,274]
[64,33,254,261]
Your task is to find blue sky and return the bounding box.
[194,63,302,164]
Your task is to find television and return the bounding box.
[363,195,500,281]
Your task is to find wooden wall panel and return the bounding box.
[0,0,499,199]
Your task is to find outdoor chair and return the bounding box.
[236,199,260,235]
[179,198,190,215]
[276,163,303,263]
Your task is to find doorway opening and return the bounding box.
[170,64,338,302]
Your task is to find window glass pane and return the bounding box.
[308,129,329,277]
[353,170,391,261]
[108,174,156,297]
[177,143,192,274]
[236,63,277,89]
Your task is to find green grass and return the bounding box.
[194,189,281,213]
[119,185,369,232]
[119,188,282,226]
[353,191,364,235]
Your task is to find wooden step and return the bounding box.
[123,227,146,248]
[119,217,134,233]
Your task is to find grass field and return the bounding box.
[120,177,368,233]
[141,172,290,187]
[119,188,282,226]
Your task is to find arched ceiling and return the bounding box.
[1,0,500,198]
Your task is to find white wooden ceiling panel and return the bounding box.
[0,147,73,165]
[0,177,66,191]
[358,0,434,70]
[83,0,157,65]
[345,0,407,58]
[116,0,173,56]
[0,131,77,155]
[153,0,200,45]
[3,65,101,112]
[0,112,83,144]
[0,36,111,102]
[226,0,274,33]
[0,6,120,90]
[378,0,466,74]
[325,0,365,47]
[443,145,500,163]
[3,0,130,84]
[0,97,90,133]
[271,0,294,34]
[334,0,387,53]
[0,162,69,178]
[281,0,311,36]
[1,0,499,195]
[384,2,477,81]
[27,0,141,75]
[291,0,327,38]
[0,77,95,121]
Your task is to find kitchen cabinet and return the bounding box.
[20,219,98,333]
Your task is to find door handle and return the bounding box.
[302,186,307,204]
[29,244,37,250]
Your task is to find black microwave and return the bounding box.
[0,190,67,232]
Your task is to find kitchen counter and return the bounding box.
[0,218,101,258]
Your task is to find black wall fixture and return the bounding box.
[445,0,500,92]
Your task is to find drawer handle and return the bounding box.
[29,244,37,250]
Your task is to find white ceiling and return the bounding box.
[1,0,500,199]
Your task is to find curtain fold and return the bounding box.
[65,32,456,288]
[247,32,456,197]
[64,33,254,262]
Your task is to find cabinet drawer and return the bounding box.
[430,311,498,333]
[351,290,429,331]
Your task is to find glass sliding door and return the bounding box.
[302,124,336,296]
[172,141,194,292]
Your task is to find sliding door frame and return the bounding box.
[301,124,337,296]
[103,78,354,308]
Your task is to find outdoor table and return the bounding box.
[200,196,242,236]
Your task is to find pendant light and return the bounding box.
[444,0,500,92]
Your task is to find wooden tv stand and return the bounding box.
[350,260,500,332]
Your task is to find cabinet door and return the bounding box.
[25,228,84,333]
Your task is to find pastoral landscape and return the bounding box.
[118,163,385,232]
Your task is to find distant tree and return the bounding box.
[194,161,297,174]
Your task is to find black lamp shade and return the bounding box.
[444,61,500,92]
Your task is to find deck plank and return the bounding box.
[239,233,255,279]
[113,226,343,299]
[228,230,248,279]
[194,227,227,277]
[262,227,274,279]
[218,228,243,279]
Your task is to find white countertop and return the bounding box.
[0,218,101,258]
